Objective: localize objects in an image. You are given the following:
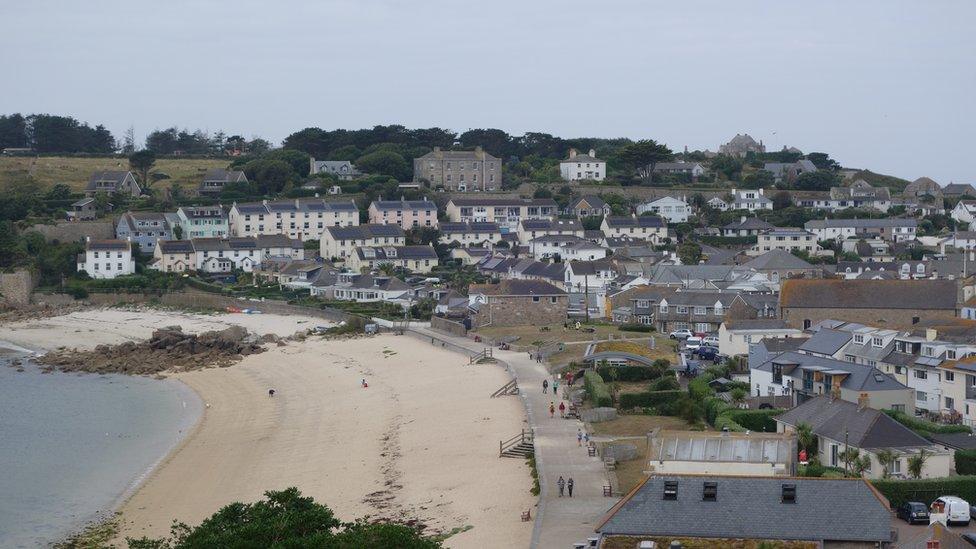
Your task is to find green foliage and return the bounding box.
[720,409,783,432]
[883,409,972,436]
[805,152,840,171]
[871,476,976,508]
[129,150,157,189]
[907,448,930,480]
[617,323,656,333]
[596,364,668,382]
[676,242,702,265]
[615,139,673,179]
[649,375,680,391]
[263,149,311,177]
[618,389,683,410]
[355,150,410,181]
[583,370,613,407]
[709,155,743,180]
[126,487,441,549]
[801,458,826,477]
[955,450,976,476]
[792,170,841,191]
[243,158,297,195]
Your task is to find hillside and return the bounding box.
[847,169,912,193]
[0,156,231,192]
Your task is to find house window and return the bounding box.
[916,390,927,402]
[694,306,706,315]
[659,304,668,313]
[947,350,957,360]
[946,396,955,410]
[532,296,540,302]
[853,334,864,344]
[946,371,955,382]
[676,306,689,314]
[915,369,927,380]
[872,337,883,347]
[550,297,557,304]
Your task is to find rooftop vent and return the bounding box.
[781,483,797,504]
[663,481,678,501]
[702,482,717,502]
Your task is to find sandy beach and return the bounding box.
[0,309,533,548]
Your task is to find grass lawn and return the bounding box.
[0,156,230,192]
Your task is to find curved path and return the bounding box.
[408,327,618,549]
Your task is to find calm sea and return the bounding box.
[0,346,201,548]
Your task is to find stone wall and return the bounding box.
[431,315,467,337]
[26,221,114,243]
[472,295,568,328]
[0,269,36,308]
[780,306,958,331]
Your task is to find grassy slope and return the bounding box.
[848,169,912,193]
[0,156,230,192]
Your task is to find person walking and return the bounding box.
[558,401,566,418]
[557,476,565,497]
[553,378,559,394]
[577,429,583,446]
[583,432,590,445]
[549,402,555,418]
[567,477,574,497]
[542,379,548,394]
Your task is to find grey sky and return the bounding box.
[2,1,973,183]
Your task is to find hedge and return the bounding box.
[619,390,684,410]
[584,370,613,407]
[722,409,783,433]
[704,397,732,425]
[871,476,976,508]
[597,365,665,382]
[713,414,746,432]
[883,410,973,436]
[618,323,656,333]
[956,450,976,476]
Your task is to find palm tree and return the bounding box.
[839,448,861,477]
[795,422,816,456]
[874,449,896,479]
[908,449,929,479]
[729,388,747,408]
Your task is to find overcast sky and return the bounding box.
[2,1,973,183]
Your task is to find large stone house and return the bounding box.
[779,279,960,331]
[413,147,501,191]
[467,280,567,328]
[903,176,943,201]
[718,133,766,157]
[763,159,817,184]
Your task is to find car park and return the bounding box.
[684,336,703,351]
[696,345,723,362]
[702,336,719,347]
[896,501,929,525]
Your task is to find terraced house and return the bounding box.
[626,289,770,334]
[150,235,303,274]
[176,205,228,238]
[367,198,438,229]
[116,211,177,252]
[228,198,359,240]
[438,222,502,248]
[345,245,438,274]
[600,215,666,243]
[319,224,405,259]
[445,198,557,233]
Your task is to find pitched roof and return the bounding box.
[780,279,958,310]
[798,328,853,355]
[439,221,500,233]
[596,474,891,543]
[370,199,436,211]
[468,279,566,296]
[743,250,814,271]
[804,218,917,229]
[86,239,131,251]
[604,216,665,229]
[570,195,607,210]
[355,245,437,261]
[760,351,907,393]
[325,224,405,240]
[203,168,246,183]
[776,396,931,449]
[722,217,774,231]
[448,198,557,207]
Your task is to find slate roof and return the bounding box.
[604,216,665,229]
[780,279,958,310]
[928,432,976,450]
[798,328,852,356]
[743,250,814,271]
[202,168,246,183]
[776,396,931,450]
[468,279,566,296]
[157,240,194,253]
[804,218,917,229]
[86,239,131,251]
[370,200,436,211]
[759,351,907,393]
[567,259,615,276]
[179,205,226,219]
[255,234,302,249]
[234,199,358,215]
[448,198,556,207]
[723,319,792,330]
[439,222,500,234]
[596,474,892,543]
[325,224,405,240]
[722,218,774,231]
[355,245,437,261]
[520,218,582,231]
[86,171,132,191]
[570,196,607,210]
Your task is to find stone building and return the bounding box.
[467,280,567,328]
[718,133,765,157]
[779,279,960,330]
[413,146,501,191]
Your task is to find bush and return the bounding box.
[956,450,976,475]
[883,410,972,436]
[597,365,666,382]
[713,414,746,432]
[704,397,732,425]
[618,323,656,333]
[619,390,684,410]
[722,409,783,433]
[649,375,680,391]
[67,286,89,299]
[871,476,976,508]
[584,370,613,407]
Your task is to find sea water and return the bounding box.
[0,347,201,548]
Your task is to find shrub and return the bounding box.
[722,409,783,433]
[597,365,666,382]
[883,410,972,436]
[649,375,680,391]
[619,390,684,410]
[871,476,976,508]
[584,370,613,407]
[687,376,714,401]
[801,459,825,477]
[704,397,732,424]
[713,413,745,432]
[618,323,655,333]
[956,450,976,475]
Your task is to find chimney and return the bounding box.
[857,392,870,411]
[433,146,441,152]
[741,216,747,224]
[314,193,319,198]
[759,188,765,196]
[589,149,596,157]
[295,198,300,208]
[569,148,578,159]
[262,199,268,206]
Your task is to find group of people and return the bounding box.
[556,475,575,497]
[544,377,571,418]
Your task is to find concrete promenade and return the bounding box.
[408,327,618,549]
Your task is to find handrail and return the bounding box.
[499,429,534,456]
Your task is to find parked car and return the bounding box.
[669,329,694,340]
[702,336,719,347]
[931,496,971,525]
[684,336,703,350]
[896,501,929,525]
[962,533,976,547]
[696,346,722,362]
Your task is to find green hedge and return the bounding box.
[584,370,613,407]
[696,235,758,247]
[597,365,665,382]
[618,323,656,333]
[619,390,684,410]
[883,410,972,436]
[871,476,976,508]
[956,450,976,476]
[722,409,783,433]
[704,397,732,424]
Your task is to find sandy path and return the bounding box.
[115,335,534,548]
[0,308,327,352]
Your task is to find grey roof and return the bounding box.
[567,259,615,276]
[928,432,976,450]
[370,199,436,211]
[203,168,246,183]
[743,250,814,271]
[529,234,585,244]
[311,160,362,176]
[86,171,131,190]
[448,198,557,207]
[255,234,302,249]
[604,216,665,229]
[355,245,437,261]
[521,218,582,231]
[597,474,892,543]
[469,279,566,296]
[759,337,809,353]
[780,279,959,310]
[570,196,607,210]
[942,183,976,196]
[760,351,907,393]
[234,199,358,215]
[325,224,405,240]
[724,319,792,330]
[805,218,917,229]
[652,162,702,172]
[179,205,226,219]
[798,328,852,355]
[722,217,774,231]
[776,396,931,449]
[157,239,194,253]
[86,239,131,251]
[439,221,500,233]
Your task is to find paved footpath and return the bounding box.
[408,327,618,549]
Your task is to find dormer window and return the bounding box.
[872,337,883,348]
[853,334,864,344]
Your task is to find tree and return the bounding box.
[742,169,775,190]
[772,191,792,210]
[173,224,184,240]
[243,158,296,195]
[729,388,747,406]
[907,448,929,479]
[355,150,410,181]
[806,152,840,171]
[616,140,673,179]
[45,183,72,200]
[874,448,896,479]
[129,150,158,191]
[793,170,840,192]
[710,155,743,181]
[264,148,311,178]
[795,422,816,455]
[126,487,441,549]
[121,126,136,154]
[839,447,861,476]
[677,242,702,265]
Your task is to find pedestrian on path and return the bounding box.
[567,372,574,386]
[549,402,555,418]
[577,429,583,446]
[542,379,548,394]
[567,477,574,497]
[553,379,559,394]
[557,476,565,497]
[558,401,566,418]
[583,432,590,445]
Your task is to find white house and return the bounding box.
[636,196,692,223]
[718,319,803,357]
[951,200,976,227]
[601,215,667,243]
[706,197,730,211]
[652,162,705,178]
[228,198,359,241]
[559,149,606,182]
[731,188,773,211]
[77,238,136,279]
[438,222,503,248]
